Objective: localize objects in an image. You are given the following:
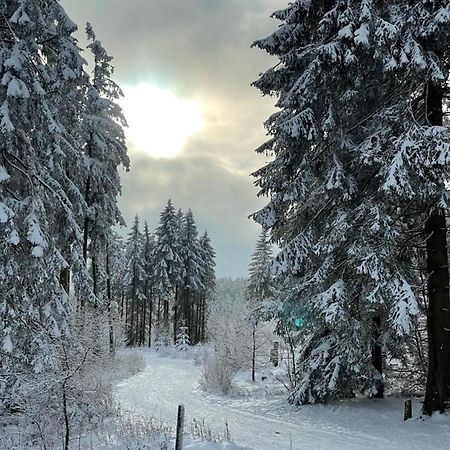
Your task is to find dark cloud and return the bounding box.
[62,0,285,276]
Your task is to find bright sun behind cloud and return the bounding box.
[120,83,204,158]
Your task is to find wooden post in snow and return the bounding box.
[404,399,412,421]
[175,404,185,450]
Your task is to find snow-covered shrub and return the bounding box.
[114,349,146,380]
[0,310,144,450]
[95,412,172,449]
[189,417,232,443]
[192,344,209,366]
[201,348,239,394]
[202,278,273,393]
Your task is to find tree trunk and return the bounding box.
[195,298,201,344]
[125,295,129,333]
[371,316,384,399]
[252,322,256,382]
[148,290,153,347]
[173,284,179,344]
[200,296,206,342]
[81,215,89,313]
[120,290,125,319]
[92,255,98,298]
[106,250,114,355]
[59,267,70,296]
[423,84,450,415]
[81,136,93,311]
[62,382,70,450]
[163,298,169,330]
[141,284,147,347]
[129,266,137,346]
[157,296,161,327]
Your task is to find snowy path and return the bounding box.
[116,351,450,450]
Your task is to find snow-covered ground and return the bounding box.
[116,350,450,450]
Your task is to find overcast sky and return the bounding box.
[63,0,284,277]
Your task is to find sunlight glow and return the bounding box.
[120,83,204,158]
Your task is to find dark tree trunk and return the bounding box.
[60,267,70,295]
[189,294,195,343]
[157,296,161,327]
[92,255,98,297]
[129,267,137,346]
[81,214,88,311]
[106,250,114,355]
[371,316,384,399]
[173,284,179,344]
[163,298,169,329]
[252,322,256,382]
[148,290,153,347]
[141,293,147,346]
[195,298,201,344]
[125,296,129,332]
[200,296,206,342]
[423,84,450,415]
[81,136,93,311]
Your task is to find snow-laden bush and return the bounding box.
[0,311,145,450]
[192,344,209,367]
[202,347,240,394]
[114,349,146,379]
[202,278,273,394]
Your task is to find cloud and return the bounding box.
[62,0,285,276]
[65,0,282,93]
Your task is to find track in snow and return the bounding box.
[116,351,450,450]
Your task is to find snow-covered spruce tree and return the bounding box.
[246,229,274,381]
[0,0,91,412]
[153,199,183,340]
[141,221,156,346]
[247,229,273,304]
[175,325,191,352]
[179,209,204,343]
[251,0,450,405]
[124,215,145,345]
[107,232,127,318]
[80,23,129,307]
[198,231,216,342]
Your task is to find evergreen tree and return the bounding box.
[247,229,273,304]
[175,325,190,352]
[180,209,203,343]
[104,230,126,354]
[124,215,145,345]
[142,221,156,346]
[251,0,450,405]
[80,23,129,307]
[0,0,90,412]
[198,231,216,342]
[246,229,273,382]
[153,200,183,335]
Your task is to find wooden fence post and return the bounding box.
[175,404,185,450]
[404,399,412,421]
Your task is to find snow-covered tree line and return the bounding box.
[252,0,450,415]
[121,200,216,348]
[0,0,129,432]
